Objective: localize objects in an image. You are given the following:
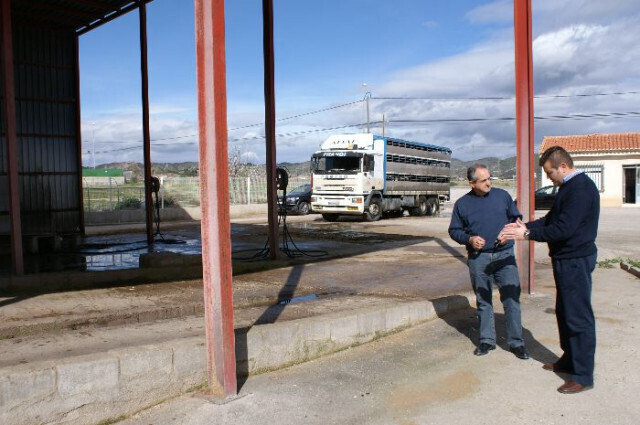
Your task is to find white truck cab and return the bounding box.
[310,134,451,221]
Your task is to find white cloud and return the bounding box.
[84,1,640,164]
[367,1,640,160]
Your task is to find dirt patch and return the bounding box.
[597,316,624,325]
[390,370,480,415]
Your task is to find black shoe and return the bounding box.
[473,343,496,356]
[510,345,530,360]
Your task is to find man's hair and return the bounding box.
[539,145,574,168]
[467,164,489,182]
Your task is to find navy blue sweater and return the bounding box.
[528,173,599,259]
[449,188,521,253]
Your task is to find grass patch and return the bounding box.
[597,257,640,269]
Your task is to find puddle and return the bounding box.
[278,294,319,305]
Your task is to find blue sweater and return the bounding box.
[527,173,599,259]
[449,187,521,253]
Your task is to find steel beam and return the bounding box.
[139,3,154,246]
[514,0,535,293]
[77,1,154,36]
[194,0,237,396]
[1,0,24,275]
[73,36,85,235]
[262,0,278,259]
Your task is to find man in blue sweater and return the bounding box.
[501,146,599,394]
[448,164,529,360]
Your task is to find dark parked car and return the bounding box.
[278,184,312,215]
[534,185,558,210]
[515,185,558,210]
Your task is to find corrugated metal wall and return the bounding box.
[0,24,80,235]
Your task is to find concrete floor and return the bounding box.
[1,187,639,425]
[118,266,640,425]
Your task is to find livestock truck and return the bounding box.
[310,133,451,221]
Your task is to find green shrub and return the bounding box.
[115,197,142,210]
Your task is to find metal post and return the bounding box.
[1,0,24,275]
[245,179,249,204]
[365,92,371,133]
[263,0,278,259]
[73,36,85,235]
[108,177,113,210]
[514,0,535,293]
[160,176,164,209]
[139,3,154,245]
[194,0,237,396]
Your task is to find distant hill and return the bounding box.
[451,157,516,181]
[97,154,538,182]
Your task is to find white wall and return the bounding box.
[540,151,640,207]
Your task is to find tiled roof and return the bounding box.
[540,132,640,153]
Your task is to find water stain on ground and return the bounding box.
[390,370,480,416]
[597,316,624,325]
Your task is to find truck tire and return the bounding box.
[426,197,438,216]
[409,196,428,216]
[322,213,339,222]
[364,198,382,222]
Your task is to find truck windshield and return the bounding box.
[312,155,361,174]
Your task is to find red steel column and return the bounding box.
[194,0,237,396]
[514,0,535,293]
[1,0,24,275]
[139,3,154,245]
[262,0,278,259]
[74,36,85,235]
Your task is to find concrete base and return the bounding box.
[0,293,474,425]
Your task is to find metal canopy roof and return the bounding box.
[11,0,153,35]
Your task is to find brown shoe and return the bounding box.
[557,380,593,394]
[542,362,571,374]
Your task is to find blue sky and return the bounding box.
[79,0,640,165]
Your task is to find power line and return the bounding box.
[228,99,364,131]
[83,122,369,154]
[83,109,640,154]
[373,89,640,101]
[84,99,365,147]
[387,111,640,125]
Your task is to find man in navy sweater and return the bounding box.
[501,146,599,394]
[448,164,529,360]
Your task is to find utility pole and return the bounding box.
[91,122,96,168]
[365,92,371,133]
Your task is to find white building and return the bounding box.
[540,132,640,207]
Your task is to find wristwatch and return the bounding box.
[523,230,531,240]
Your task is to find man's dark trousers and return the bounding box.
[552,253,597,386]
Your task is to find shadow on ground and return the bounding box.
[435,294,559,365]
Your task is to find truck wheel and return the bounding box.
[297,201,310,215]
[426,198,438,216]
[322,213,339,222]
[364,199,382,222]
[409,196,428,217]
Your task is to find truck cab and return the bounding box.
[310,134,451,222]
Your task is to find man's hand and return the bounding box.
[469,235,486,250]
[500,218,528,241]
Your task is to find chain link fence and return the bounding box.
[83,176,310,212]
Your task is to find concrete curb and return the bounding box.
[0,265,203,293]
[620,262,640,279]
[0,293,475,425]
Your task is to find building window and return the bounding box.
[576,164,604,192]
